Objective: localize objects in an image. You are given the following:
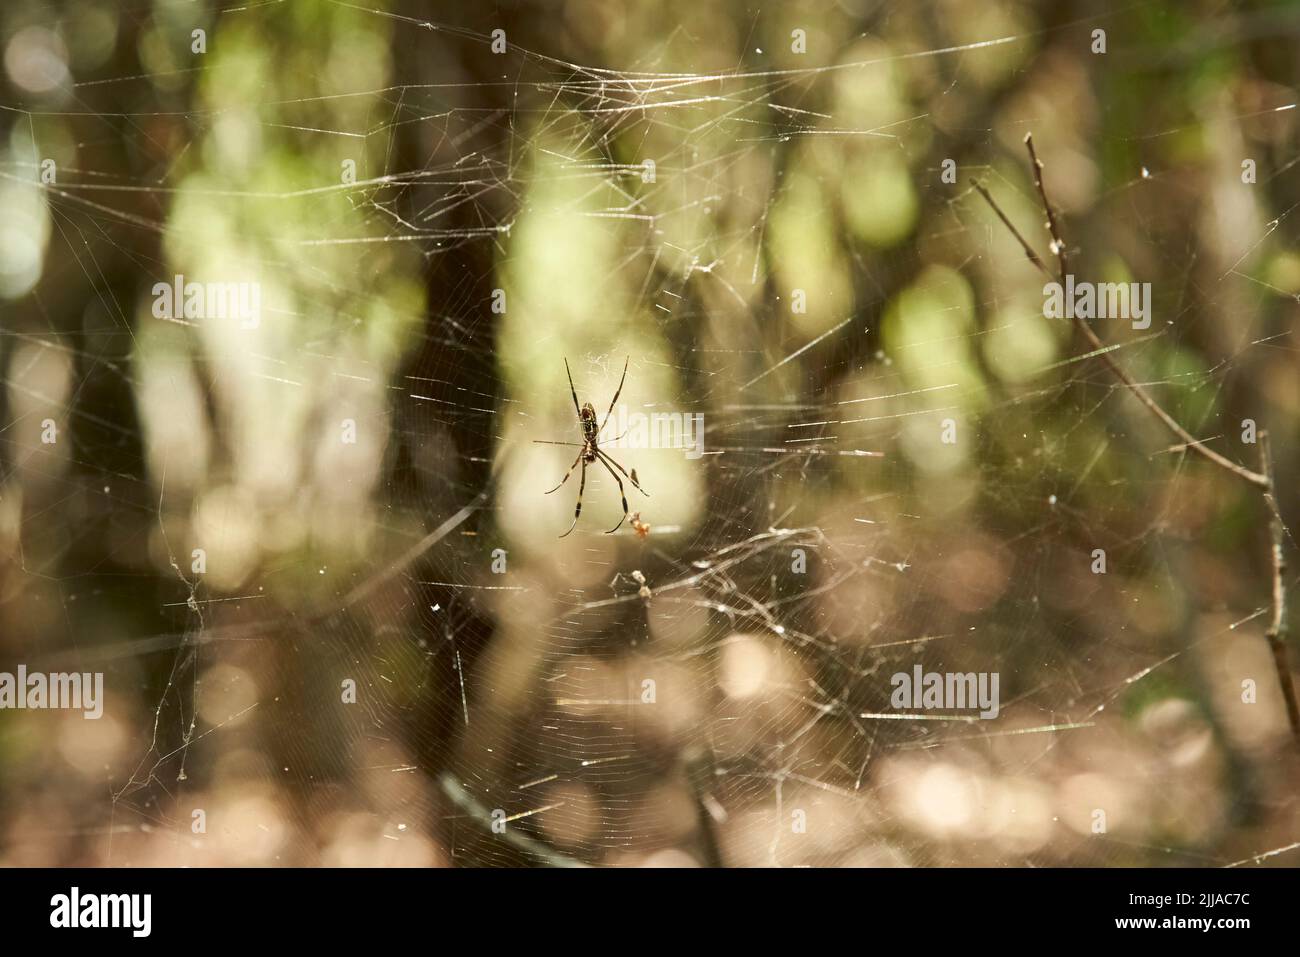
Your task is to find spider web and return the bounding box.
[1,0,1299,868]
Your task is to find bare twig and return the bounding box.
[970,179,1054,281]
[1260,431,1300,736]
[1025,135,1069,280]
[1025,135,1267,488]
[1073,310,1268,486]
[973,134,1298,745]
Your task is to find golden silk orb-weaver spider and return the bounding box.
[536,356,649,538]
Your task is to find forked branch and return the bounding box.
[973,134,1298,745]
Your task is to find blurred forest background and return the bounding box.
[1,0,1299,867]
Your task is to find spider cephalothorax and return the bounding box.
[540,357,649,537]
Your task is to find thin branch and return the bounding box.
[970,179,1054,281]
[1025,134,1069,280]
[973,134,1298,745]
[1073,317,1268,487]
[1260,431,1300,736]
[973,141,1269,490]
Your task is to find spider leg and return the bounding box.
[597,449,650,496]
[558,458,587,539]
[594,425,631,449]
[598,355,629,432]
[563,358,582,419]
[532,439,585,447]
[596,455,629,534]
[545,450,585,495]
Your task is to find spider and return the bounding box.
[538,356,649,538]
